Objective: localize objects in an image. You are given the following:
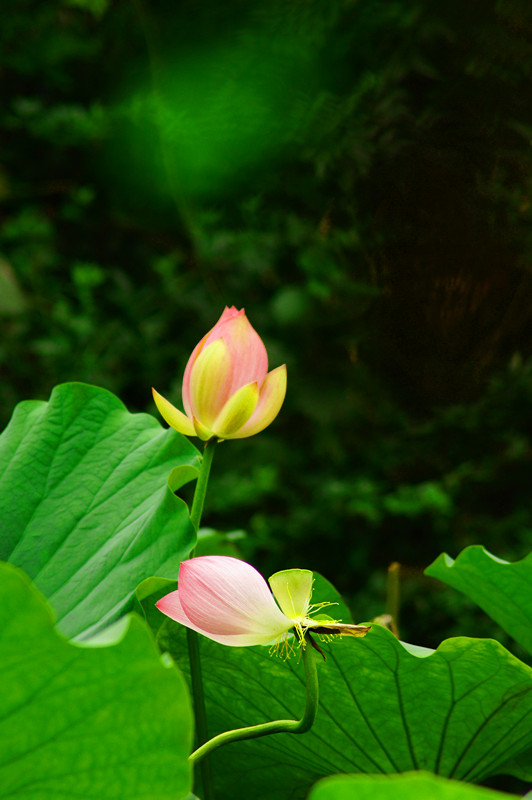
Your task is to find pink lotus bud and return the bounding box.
[156,556,370,653]
[152,306,287,441]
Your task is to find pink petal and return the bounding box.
[156,590,205,632]
[156,589,279,646]
[182,307,243,417]
[214,306,241,326]
[178,556,291,639]
[203,306,248,348]
[214,310,268,396]
[229,365,287,438]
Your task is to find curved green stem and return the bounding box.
[189,641,320,764]
[186,438,217,799]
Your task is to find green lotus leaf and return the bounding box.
[426,546,532,655]
[0,562,193,800]
[0,382,200,638]
[308,771,523,800]
[495,746,532,782]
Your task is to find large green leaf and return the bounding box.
[308,771,523,800]
[140,577,532,800]
[497,747,532,782]
[0,562,193,800]
[425,546,532,656]
[0,383,200,638]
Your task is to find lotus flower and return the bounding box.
[156,556,370,651]
[152,306,287,440]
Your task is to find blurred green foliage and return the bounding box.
[1,0,532,657]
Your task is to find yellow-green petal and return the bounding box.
[268,569,313,619]
[189,338,232,427]
[213,381,259,438]
[152,388,195,437]
[193,416,214,441]
[229,365,287,438]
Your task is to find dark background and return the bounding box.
[2,0,532,660]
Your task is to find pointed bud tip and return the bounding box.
[221,305,245,321]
